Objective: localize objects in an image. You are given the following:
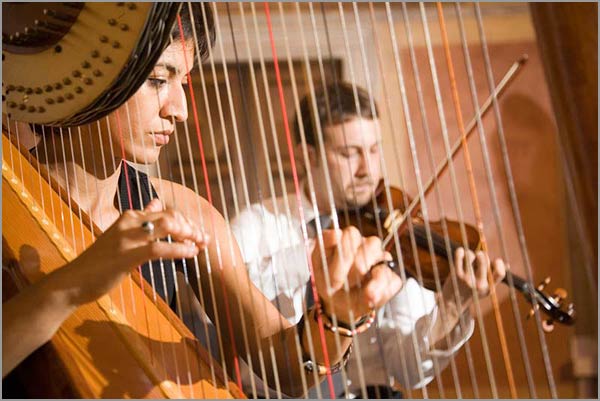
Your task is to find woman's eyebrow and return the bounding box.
[153,63,179,75]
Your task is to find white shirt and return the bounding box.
[231,189,474,395]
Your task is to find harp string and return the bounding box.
[452,3,518,397]
[368,3,464,396]
[101,115,129,316]
[455,3,554,398]
[175,5,245,392]
[378,2,467,396]
[210,2,276,392]
[316,6,385,396]
[196,4,259,391]
[419,2,482,395]
[294,3,366,395]
[114,104,184,389]
[307,2,369,397]
[436,2,523,397]
[222,3,285,396]
[399,3,478,396]
[472,3,557,396]
[234,2,326,397]
[271,3,333,398]
[264,2,345,397]
[186,2,237,392]
[130,88,190,390]
[336,2,431,396]
[341,3,414,397]
[160,27,217,397]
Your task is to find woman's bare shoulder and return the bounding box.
[148,177,215,221]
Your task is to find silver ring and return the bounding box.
[141,220,155,238]
[370,260,398,274]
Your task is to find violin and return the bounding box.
[311,180,576,332]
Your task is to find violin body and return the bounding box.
[339,182,478,290]
[332,180,575,328]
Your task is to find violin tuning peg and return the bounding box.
[542,319,555,333]
[553,287,568,300]
[537,276,551,291]
[527,308,535,319]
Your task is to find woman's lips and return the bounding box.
[152,132,171,145]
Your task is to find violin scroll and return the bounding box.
[524,275,576,332]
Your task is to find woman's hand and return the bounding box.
[61,199,209,306]
[311,226,403,324]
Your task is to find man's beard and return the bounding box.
[343,183,374,208]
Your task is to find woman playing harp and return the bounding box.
[2,4,402,397]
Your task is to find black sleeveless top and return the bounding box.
[117,162,177,310]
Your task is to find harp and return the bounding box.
[2,2,596,399]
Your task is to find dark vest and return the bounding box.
[117,161,177,310]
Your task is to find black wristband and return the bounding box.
[297,308,353,375]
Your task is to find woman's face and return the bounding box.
[103,40,194,164]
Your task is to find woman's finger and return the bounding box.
[123,211,208,246]
[143,198,163,213]
[130,240,200,265]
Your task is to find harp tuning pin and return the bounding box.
[537,276,551,291]
[44,8,76,23]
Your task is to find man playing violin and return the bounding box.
[231,82,507,398]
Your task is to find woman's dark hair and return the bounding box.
[293,82,379,147]
[33,4,216,137]
[172,2,216,62]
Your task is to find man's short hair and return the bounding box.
[293,82,379,146]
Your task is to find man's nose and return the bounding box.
[160,84,188,122]
[355,152,370,177]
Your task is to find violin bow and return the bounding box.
[381,55,528,249]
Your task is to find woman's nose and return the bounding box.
[160,84,188,122]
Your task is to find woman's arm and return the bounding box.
[176,186,402,396]
[2,199,208,378]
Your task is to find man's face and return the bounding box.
[101,40,194,164]
[318,117,383,209]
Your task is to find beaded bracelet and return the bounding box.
[315,302,376,338]
[297,308,353,375]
